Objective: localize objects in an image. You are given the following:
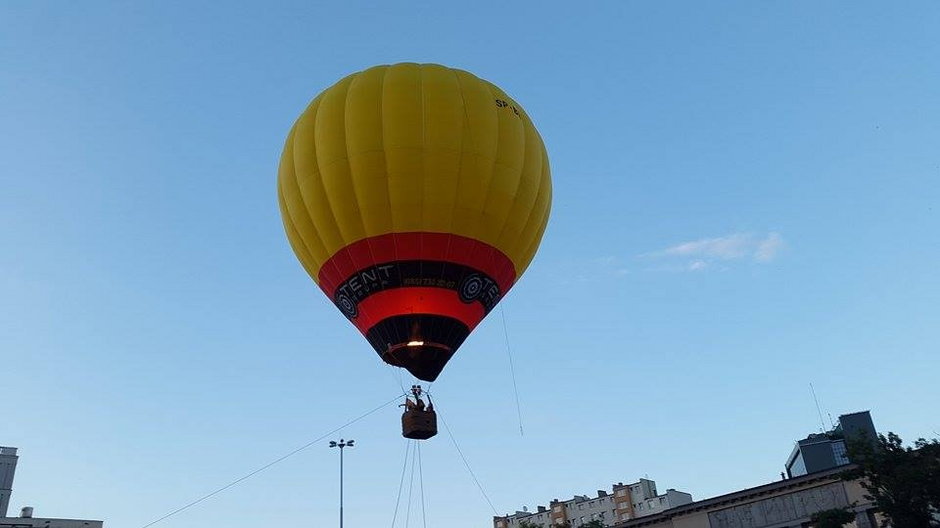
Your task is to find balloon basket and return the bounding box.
[402,407,438,440]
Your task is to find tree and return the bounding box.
[583,521,606,528]
[810,508,856,528]
[844,432,940,528]
[518,521,569,528]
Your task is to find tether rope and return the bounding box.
[438,411,498,515]
[390,439,412,528]
[500,305,525,436]
[417,441,428,528]
[404,438,418,528]
[139,393,405,528]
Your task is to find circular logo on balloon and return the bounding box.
[336,294,358,318]
[459,274,484,303]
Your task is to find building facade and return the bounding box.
[616,466,880,528]
[609,467,878,528]
[0,509,103,528]
[494,479,693,528]
[0,446,103,528]
[785,411,877,478]
[0,448,18,519]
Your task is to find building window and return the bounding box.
[788,450,808,477]
[616,489,626,497]
[833,441,850,465]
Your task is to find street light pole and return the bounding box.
[329,439,354,528]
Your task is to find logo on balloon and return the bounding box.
[458,274,501,312]
[331,262,503,320]
[336,293,358,318]
[459,274,484,302]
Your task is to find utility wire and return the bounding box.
[500,305,524,436]
[438,411,498,515]
[139,393,405,528]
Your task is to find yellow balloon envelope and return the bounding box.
[278,63,551,381]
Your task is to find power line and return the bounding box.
[139,393,405,528]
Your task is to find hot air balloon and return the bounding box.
[277,63,551,387]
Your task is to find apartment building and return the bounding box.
[494,478,693,528]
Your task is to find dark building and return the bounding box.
[785,411,877,478]
[0,447,17,519]
[0,446,103,528]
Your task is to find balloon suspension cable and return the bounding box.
[138,393,404,528]
[437,410,499,515]
[388,365,408,396]
[500,305,524,436]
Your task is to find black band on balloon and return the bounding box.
[365,314,470,382]
[332,260,501,316]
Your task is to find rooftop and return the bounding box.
[611,465,853,528]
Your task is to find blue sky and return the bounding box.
[2,2,939,527]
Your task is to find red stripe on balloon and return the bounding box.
[350,287,485,335]
[317,233,517,297]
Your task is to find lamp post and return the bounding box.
[329,439,354,528]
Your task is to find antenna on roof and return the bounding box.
[810,383,826,432]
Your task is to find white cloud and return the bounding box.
[755,232,784,262]
[645,232,784,271]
